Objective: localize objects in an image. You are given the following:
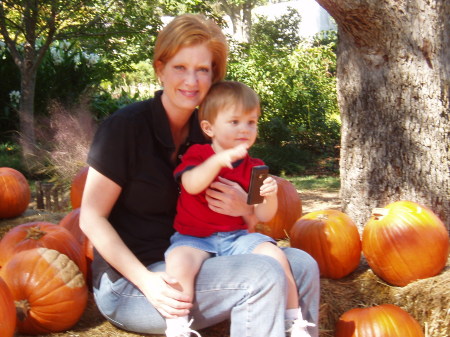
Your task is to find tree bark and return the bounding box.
[19,55,38,164]
[316,0,450,231]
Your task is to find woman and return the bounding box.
[80,13,319,337]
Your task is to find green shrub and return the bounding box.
[0,142,25,173]
[227,8,340,174]
[0,39,114,142]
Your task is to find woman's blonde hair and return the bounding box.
[153,14,228,83]
[199,81,261,123]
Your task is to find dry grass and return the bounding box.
[1,191,449,337]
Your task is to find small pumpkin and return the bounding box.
[362,201,449,286]
[254,176,302,239]
[290,210,361,279]
[335,304,424,337]
[70,166,89,209]
[59,208,94,288]
[0,276,16,337]
[0,221,87,279]
[0,248,88,335]
[0,167,31,219]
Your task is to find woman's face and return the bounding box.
[157,43,213,116]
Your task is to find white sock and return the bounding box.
[285,308,300,321]
[166,315,189,329]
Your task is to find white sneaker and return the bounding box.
[285,309,315,337]
[165,318,202,337]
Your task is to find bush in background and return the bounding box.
[0,39,114,143]
[227,9,340,174]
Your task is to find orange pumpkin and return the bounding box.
[59,208,94,288]
[0,248,88,334]
[0,276,16,337]
[362,201,449,286]
[70,166,88,209]
[335,304,424,337]
[0,222,87,279]
[0,167,31,219]
[290,210,361,279]
[254,176,302,239]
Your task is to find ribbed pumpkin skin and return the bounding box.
[0,167,31,219]
[0,248,88,335]
[335,304,424,337]
[70,166,88,209]
[0,222,87,279]
[362,201,449,286]
[59,208,93,288]
[255,176,302,239]
[0,276,16,337]
[59,208,94,261]
[290,210,361,279]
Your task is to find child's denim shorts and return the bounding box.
[165,230,276,257]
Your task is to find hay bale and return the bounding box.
[319,256,450,337]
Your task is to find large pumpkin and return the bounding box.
[59,208,94,288]
[0,276,16,337]
[362,201,449,286]
[70,166,88,209]
[0,248,88,335]
[0,221,87,279]
[290,210,361,279]
[254,176,302,239]
[0,167,31,219]
[335,304,424,337]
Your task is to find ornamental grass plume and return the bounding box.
[35,97,97,190]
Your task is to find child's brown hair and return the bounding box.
[199,81,261,124]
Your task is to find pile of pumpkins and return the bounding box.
[254,175,448,337]
[1,166,449,336]
[0,166,91,336]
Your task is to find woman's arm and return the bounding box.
[79,167,192,318]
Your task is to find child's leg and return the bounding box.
[165,246,210,336]
[165,246,211,301]
[252,242,298,309]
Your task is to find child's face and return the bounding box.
[205,105,259,152]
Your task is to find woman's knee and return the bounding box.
[238,254,287,290]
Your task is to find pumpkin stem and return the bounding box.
[25,226,46,240]
[372,208,389,220]
[15,299,30,321]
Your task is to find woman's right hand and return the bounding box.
[80,168,192,319]
[139,271,193,319]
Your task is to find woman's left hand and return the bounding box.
[205,176,253,217]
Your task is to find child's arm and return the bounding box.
[181,144,247,195]
[254,176,278,222]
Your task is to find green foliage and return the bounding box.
[0,42,20,142]
[227,8,340,174]
[34,40,115,114]
[249,141,314,176]
[0,39,114,141]
[0,142,24,172]
[90,89,143,121]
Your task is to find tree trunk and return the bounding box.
[19,46,38,167]
[316,0,450,231]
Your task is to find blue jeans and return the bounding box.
[93,248,320,337]
[166,230,276,256]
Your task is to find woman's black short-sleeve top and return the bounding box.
[87,90,207,267]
